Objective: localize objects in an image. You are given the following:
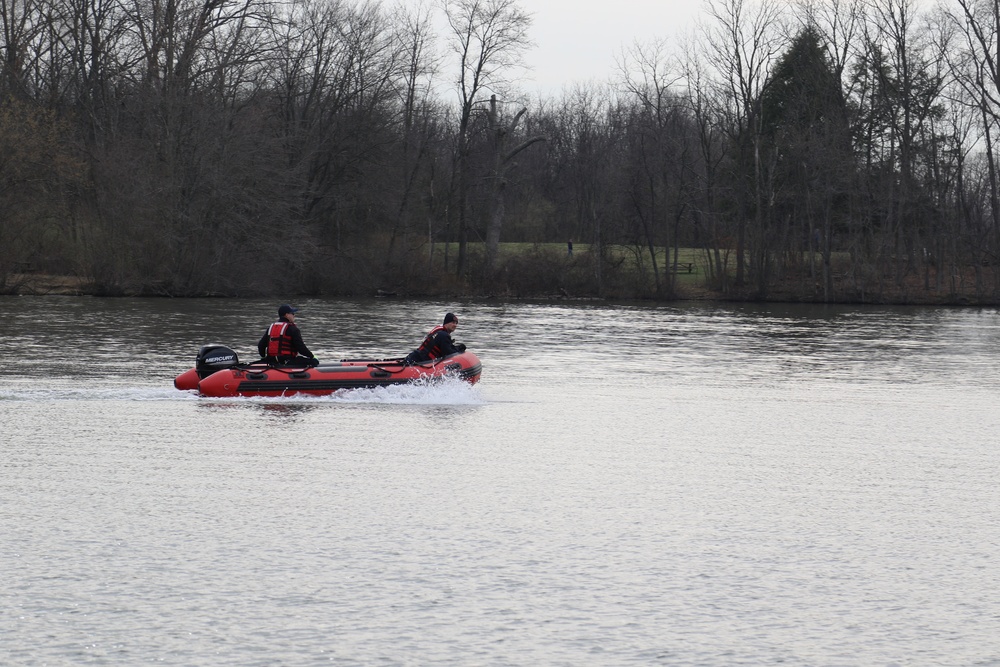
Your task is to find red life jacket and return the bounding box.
[266,321,295,358]
[417,325,447,359]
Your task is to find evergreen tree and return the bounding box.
[758,26,853,300]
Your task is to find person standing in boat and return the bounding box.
[258,304,318,366]
[405,312,466,364]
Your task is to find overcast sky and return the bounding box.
[519,0,703,93]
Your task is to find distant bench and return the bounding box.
[670,262,695,274]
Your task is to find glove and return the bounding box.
[307,357,320,367]
[455,343,467,353]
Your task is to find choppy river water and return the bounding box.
[3,296,1000,666]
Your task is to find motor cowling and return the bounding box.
[196,344,240,379]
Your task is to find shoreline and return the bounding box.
[4,273,997,307]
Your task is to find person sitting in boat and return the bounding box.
[258,304,319,367]
[404,312,466,364]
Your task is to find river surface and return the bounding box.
[3,296,1000,666]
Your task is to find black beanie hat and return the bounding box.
[443,312,458,325]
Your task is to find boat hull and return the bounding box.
[174,367,201,391]
[178,352,482,397]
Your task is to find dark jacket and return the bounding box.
[258,320,314,362]
[406,326,459,364]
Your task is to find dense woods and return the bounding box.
[4,0,1000,303]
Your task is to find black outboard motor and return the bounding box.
[195,344,240,379]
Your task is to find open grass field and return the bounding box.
[426,241,715,286]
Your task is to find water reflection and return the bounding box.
[196,400,322,421]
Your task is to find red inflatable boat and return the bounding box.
[174,344,482,398]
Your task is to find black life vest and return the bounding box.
[266,321,295,358]
[417,325,447,359]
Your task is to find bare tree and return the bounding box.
[384,1,439,266]
[0,0,48,98]
[483,93,544,273]
[618,38,699,297]
[442,0,531,276]
[701,0,786,292]
[0,99,82,285]
[542,82,624,296]
[940,0,1000,272]
[853,0,945,292]
[676,30,733,292]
